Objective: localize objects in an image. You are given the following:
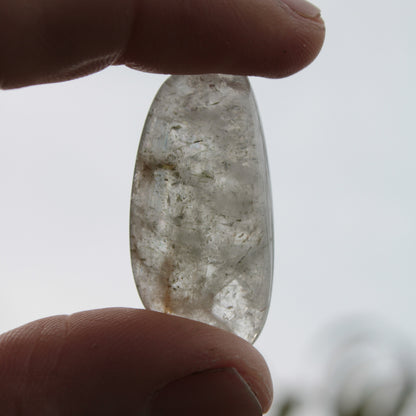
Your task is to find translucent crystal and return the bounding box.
[130,74,273,343]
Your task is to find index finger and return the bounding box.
[0,0,325,89]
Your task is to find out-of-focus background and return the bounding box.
[1,0,415,414]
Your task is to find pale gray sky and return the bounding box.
[1,0,415,413]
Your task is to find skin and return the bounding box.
[0,0,325,413]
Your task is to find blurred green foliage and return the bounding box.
[274,326,416,416]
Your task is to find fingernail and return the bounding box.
[280,0,321,20]
[149,368,262,416]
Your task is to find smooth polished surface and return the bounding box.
[130,75,273,343]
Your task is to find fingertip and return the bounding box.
[0,308,273,414]
[149,367,263,416]
[121,0,325,79]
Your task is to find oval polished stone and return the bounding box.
[130,74,274,343]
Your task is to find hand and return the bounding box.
[0,0,325,89]
[0,0,324,414]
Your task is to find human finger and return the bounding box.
[0,308,272,415]
[0,0,324,88]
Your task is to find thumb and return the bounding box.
[0,308,272,415]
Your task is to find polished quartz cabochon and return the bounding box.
[130,74,273,343]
